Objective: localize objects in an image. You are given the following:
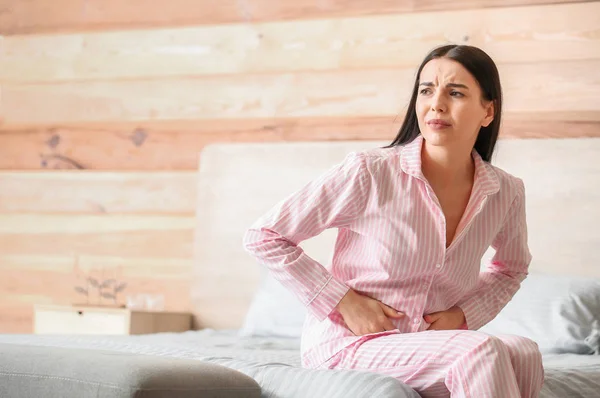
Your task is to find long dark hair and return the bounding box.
[385,44,503,162]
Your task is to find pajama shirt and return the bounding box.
[243,134,544,397]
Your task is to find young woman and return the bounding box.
[243,44,544,397]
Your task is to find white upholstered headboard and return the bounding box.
[191,138,600,329]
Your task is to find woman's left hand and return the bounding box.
[424,306,466,330]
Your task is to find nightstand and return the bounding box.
[33,304,192,335]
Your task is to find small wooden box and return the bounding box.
[33,305,192,335]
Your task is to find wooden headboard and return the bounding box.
[191,138,600,329]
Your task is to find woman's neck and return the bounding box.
[421,142,475,188]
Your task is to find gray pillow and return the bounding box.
[0,343,261,398]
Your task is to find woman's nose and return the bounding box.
[430,94,446,113]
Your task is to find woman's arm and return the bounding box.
[456,179,532,331]
[242,152,372,321]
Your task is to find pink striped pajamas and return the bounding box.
[243,135,544,397]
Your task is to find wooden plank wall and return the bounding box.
[1,0,599,332]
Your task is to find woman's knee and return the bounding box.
[498,335,544,376]
[453,331,511,359]
[496,335,545,395]
[498,335,543,362]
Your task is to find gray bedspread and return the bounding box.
[0,330,598,398]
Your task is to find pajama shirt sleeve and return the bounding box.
[243,152,373,321]
[456,179,532,331]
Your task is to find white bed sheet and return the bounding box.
[0,330,598,397]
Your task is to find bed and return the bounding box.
[1,329,599,398]
[1,137,599,398]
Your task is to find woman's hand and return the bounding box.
[336,289,405,336]
[425,306,466,330]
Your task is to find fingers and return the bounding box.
[379,302,405,319]
[378,304,401,332]
[382,315,396,331]
[427,321,441,330]
[362,313,398,335]
[424,312,443,324]
[425,311,444,330]
[346,298,405,336]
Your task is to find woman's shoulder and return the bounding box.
[487,163,526,198]
[345,145,402,172]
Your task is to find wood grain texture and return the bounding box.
[0,237,193,334]
[1,118,598,170]
[0,172,196,213]
[0,0,590,35]
[0,214,194,257]
[2,3,599,83]
[0,267,192,333]
[2,0,598,334]
[0,303,35,333]
[3,61,600,128]
[0,254,192,278]
[0,117,402,170]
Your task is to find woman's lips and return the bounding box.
[427,119,451,129]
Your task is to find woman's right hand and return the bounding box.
[335,289,405,336]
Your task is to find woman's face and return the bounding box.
[415,57,494,151]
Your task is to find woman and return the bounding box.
[243,44,544,397]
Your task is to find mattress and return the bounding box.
[0,330,598,398]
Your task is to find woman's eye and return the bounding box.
[450,91,464,97]
[419,88,431,95]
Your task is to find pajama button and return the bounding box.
[435,264,442,268]
[413,318,420,324]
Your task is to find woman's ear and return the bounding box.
[481,100,495,127]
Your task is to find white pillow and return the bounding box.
[480,273,600,355]
[239,272,308,338]
[240,228,337,339]
[241,271,600,355]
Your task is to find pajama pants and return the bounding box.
[321,330,544,398]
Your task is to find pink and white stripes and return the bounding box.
[324,330,544,397]
[243,135,541,396]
